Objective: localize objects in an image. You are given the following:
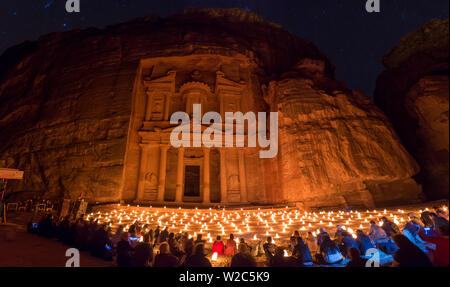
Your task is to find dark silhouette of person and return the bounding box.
[231,245,257,267]
[346,247,368,267]
[133,233,154,267]
[184,244,212,267]
[392,234,433,267]
[292,237,313,266]
[154,242,179,267]
[355,230,375,255]
[116,232,133,267]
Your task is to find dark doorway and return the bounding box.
[184,165,200,197]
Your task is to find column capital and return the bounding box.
[160,144,171,150]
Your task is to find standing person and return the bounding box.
[154,226,161,245]
[160,227,169,243]
[224,234,237,257]
[147,229,154,246]
[346,248,368,268]
[212,236,224,256]
[263,236,277,262]
[184,244,212,267]
[116,232,133,267]
[168,232,183,258]
[392,234,433,267]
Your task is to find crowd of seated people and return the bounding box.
[26,206,449,268]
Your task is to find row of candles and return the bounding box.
[85,204,447,245]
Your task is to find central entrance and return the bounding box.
[184,165,200,197]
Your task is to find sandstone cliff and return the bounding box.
[375,18,449,200]
[0,8,333,202]
[264,61,422,208]
[0,8,423,207]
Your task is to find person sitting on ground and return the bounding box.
[334,225,346,245]
[90,223,112,260]
[436,208,449,221]
[381,217,400,238]
[212,236,225,256]
[239,238,252,253]
[318,235,344,265]
[133,233,153,267]
[306,231,319,255]
[269,247,290,267]
[224,234,238,257]
[184,244,212,268]
[57,216,72,244]
[340,231,359,258]
[292,236,313,266]
[430,212,449,234]
[263,236,277,261]
[346,247,368,268]
[231,244,257,267]
[423,224,449,267]
[154,242,179,267]
[355,230,375,256]
[370,220,398,254]
[392,234,433,267]
[38,213,56,238]
[317,227,330,246]
[369,221,388,243]
[402,220,432,253]
[111,225,124,248]
[116,232,133,267]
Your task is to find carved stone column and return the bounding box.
[203,148,211,204]
[175,147,185,203]
[219,149,228,204]
[136,144,149,201]
[238,149,248,203]
[157,145,170,202]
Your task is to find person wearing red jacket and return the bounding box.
[212,236,225,255]
[426,225,449,267]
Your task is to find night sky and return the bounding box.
[0,0,448,98]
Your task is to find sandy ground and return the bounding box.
[0,218,114,267]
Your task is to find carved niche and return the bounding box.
[143,71,176,122]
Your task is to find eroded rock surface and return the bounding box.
[0,8,423,207]
[375,18,449,200]
[264,62,422,208]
